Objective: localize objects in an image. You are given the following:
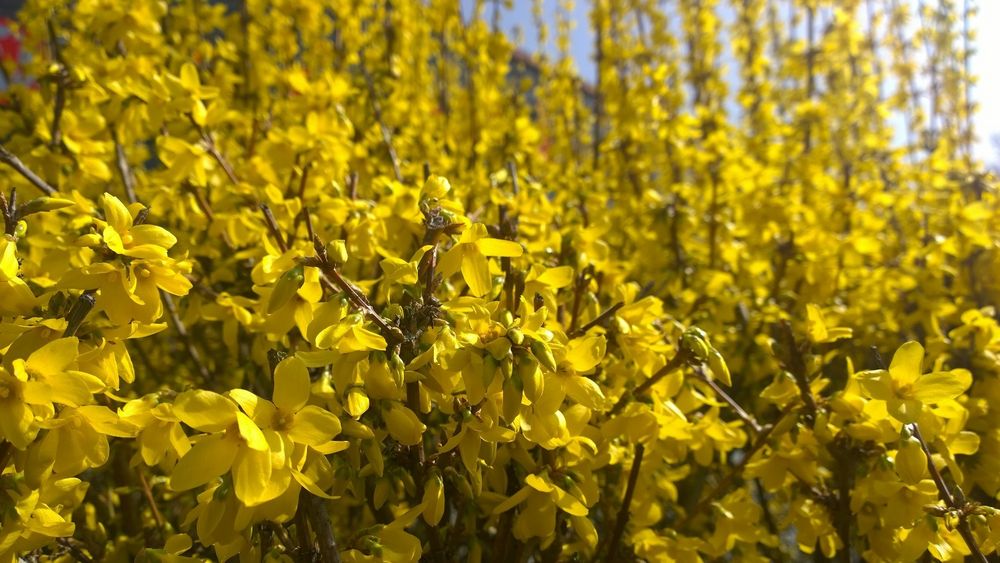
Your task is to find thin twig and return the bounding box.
[190,117,240,185]
[260,203,288,253]
[0,440,13,470]
[679,421,777,531]
[303,493,342,563]
[309,236,402,345]
[600,443,645,561]
[161,292,212,382]
[0,143,57,195]
[63,289,97,337]
[570,301,623,338]
[57,539,96,563]
[46,19,68,151]
[358,51,402,181]
[910,423,989,563]
[777,321,818,421]
[608,349,689,417]
[136,466,166,534]
[111,129,138,204]
[693,367,763,434]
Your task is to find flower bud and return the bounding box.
[267,265,304,313]
[529,339,557,373]
[345,386,370,418]
[74,233,103,247]
[326,239,349,264]
[383,402,425,446]
[502,374,523,422]
[707,349,732,386]
[516,354,543,402]
[681,327,711,362]
[507,328,525,346]
[422,175,451,198]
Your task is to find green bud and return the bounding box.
[681,327,711,361]
[483,354,499,389]
[75,233,102,247]
[516,354,543,402]
[13,220,27,238]
[267,265,304,313]
[529,339,557,373]
[707,349,732,386]
[500,310,514,326]
[326,239,349,264]
[507,328,524,346]
[17,197,76,217]
[389,353,406,388]
[502,374,523,422]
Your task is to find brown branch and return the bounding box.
[111,129,138,204]
[693,367,762,434]
[136,466,166,535]
[777,321,818,420]
[190,117,240,185]
[0,143,58,196]
[608,349,689,417]
[46,19,68,151]
[63,289,97,337]
[679,421,777,531]
[260,203,289,253]
[600,443,645,561]
[910,423,989,563]
[570,301,623,338]
[303,493,342,563]
[162,292,212,382]
[358,51,402,181]
[308,235,402,346]
[0,440,13,470]
[0,188,15,236]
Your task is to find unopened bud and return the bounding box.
[326,239,349,264]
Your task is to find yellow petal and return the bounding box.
[100,193,133,232]
[237,412,268,451]
[384,403,425,446]
[889,341,924,386]
[911,369,972,403]
[174,390,239,432]
[288,405,342,447]
[233,447,274,506]
[565,376,607,411]
[475,237,523,257]
[492,484,533,515]
[566,335,606,373]
[170,434,237,491]
[27,337,79,379]
[461,250,493,297]
[129,225,178,250]
[273,356,310,413]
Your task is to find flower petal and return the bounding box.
[273,356,310,413]
[912,369,972,403]
[170,434,237,491]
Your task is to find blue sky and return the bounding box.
[467,0,999,166]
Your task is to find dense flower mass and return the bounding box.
[0,0,997,561]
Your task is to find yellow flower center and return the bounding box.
[273,410,294,431]
[136,266,152,279]
[122,233,134,245]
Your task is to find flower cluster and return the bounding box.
[0,0,997,561]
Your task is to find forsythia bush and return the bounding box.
[0,0,997,561]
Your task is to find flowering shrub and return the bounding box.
[0,0,997,561]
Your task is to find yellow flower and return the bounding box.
[857,341,972,423]
[438,223,523,297]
